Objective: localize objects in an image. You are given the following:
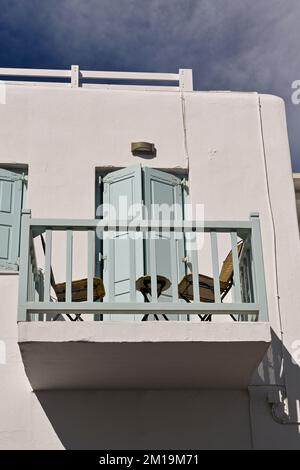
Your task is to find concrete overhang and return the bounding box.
[18,322,271,390]
[293,173,300,192]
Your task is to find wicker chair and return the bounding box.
[178,241,243,320]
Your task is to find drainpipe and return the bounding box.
[268,390,300,425]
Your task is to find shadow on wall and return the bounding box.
[34,330,300,450]
[36,390,252,450]
[249,330,300,449]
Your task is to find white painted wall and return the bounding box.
[0,82,300,449]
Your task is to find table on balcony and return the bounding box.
[136,275,171,321]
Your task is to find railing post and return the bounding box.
[179,69,193,91]
[38,270,45,322]
[71,65,80,87]
[250,212,269,321]
[17,209,31,322]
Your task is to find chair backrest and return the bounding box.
[40,234,57,294]
[219,241,244,285]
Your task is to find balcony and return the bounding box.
[17,211,271,390]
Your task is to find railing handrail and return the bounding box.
[0,68,71,78]
[27,217,252,233]
[0,66,193,91]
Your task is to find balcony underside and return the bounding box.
[18,322,271,390]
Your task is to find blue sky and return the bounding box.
[0,0,299,169]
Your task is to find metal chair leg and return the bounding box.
[198,315,207,321]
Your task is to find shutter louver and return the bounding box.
[102,165,144,320]
[0,169,23,270]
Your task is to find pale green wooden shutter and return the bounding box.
[143,168,186,320]
[0,169,24,270]
[102,165,144,320]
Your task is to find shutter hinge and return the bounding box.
[20,173,28,184]
[99,253,107,271]
[176,178,189,189]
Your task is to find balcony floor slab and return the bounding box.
[18,322,271,390]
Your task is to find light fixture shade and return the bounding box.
[131,142,155,154]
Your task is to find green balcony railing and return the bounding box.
[17,211,268,322]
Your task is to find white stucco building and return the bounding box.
[0,66,300,450]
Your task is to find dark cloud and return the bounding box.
[0,0,299,168]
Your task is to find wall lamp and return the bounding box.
[131,142,156,158]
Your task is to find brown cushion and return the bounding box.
[54,277,105,302]
[178,274,228,303]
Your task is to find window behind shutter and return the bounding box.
[0,168,24,270]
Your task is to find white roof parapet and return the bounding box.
[0,66,193,91]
